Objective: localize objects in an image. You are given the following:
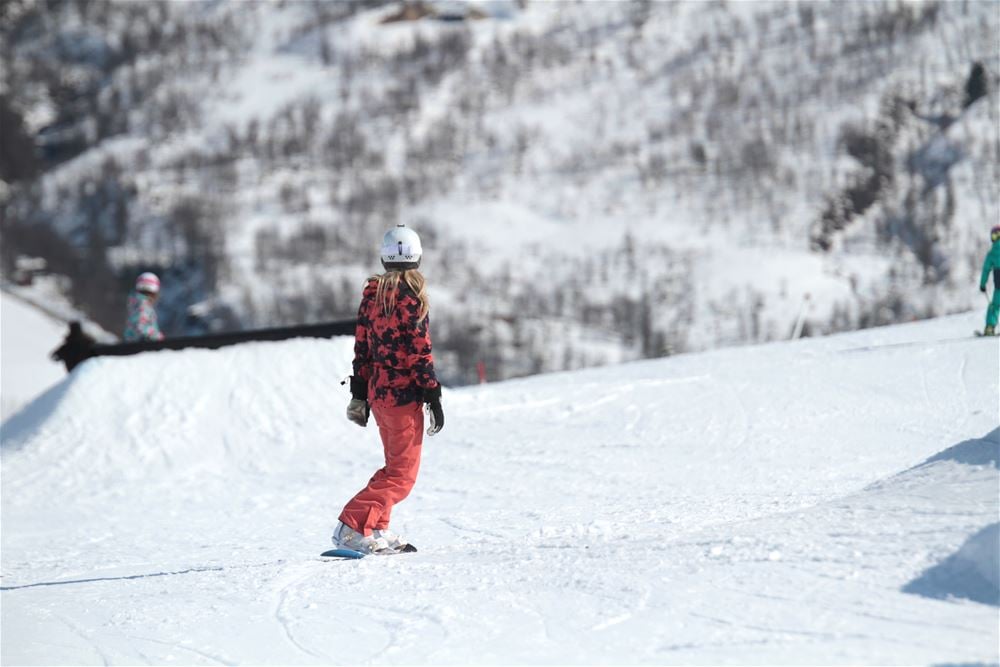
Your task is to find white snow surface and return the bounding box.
[0,290,72,421]
[2,313,998,665]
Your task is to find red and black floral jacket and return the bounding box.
[353,279,439,409]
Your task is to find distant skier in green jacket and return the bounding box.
[979,225,1000,336]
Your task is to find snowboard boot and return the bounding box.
[332,521,390,554]
[985,325,995,336]
[373,527,415,552]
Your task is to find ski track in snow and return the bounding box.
[271,563,332,663]
[54,613,112,667]
[122,633,229,666]
[438,516,506,542]
[1,314,998,665]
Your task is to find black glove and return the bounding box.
[981,285,988,293]
[423,385,444,436]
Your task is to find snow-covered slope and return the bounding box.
[2,312,997,664]
[0,289,71,420]
[1,282,113,421]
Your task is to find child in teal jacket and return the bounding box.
[980,226,1000,335]
[124,272,165,342]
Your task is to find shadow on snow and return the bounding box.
[901,428,999,607]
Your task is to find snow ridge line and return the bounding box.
[0,566,226,591]
[0,560,293,591]
[838,335,993,353]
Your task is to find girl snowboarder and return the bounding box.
[333,224,444,554]
[124,272,165,342]
[979,225,1000,336]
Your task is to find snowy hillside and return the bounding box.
[0,291,65,420]
[2,0,999,384]
[2,313,997,665]
[1,283,112,420]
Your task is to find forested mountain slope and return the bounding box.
[2,0,997,383]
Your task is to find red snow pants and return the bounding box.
[339,402,423,536]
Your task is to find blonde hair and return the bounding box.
[371,269,429,322]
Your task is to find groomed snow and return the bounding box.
[1,312,998,665]
[0,290,71,421]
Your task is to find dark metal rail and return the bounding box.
[52,320,357,372]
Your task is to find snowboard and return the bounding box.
[320,544,417,559]
[974,330,998,337]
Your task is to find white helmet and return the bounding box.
[135,272,160,294]
[380,224,422,270]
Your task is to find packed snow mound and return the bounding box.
[868,428,999,605]
[2,337,357,487]
[1,310,992,496]
[905,522,1000,607]
[2,311,998,665]
[920,430,1000,469]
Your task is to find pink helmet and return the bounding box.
[135,272,161,294]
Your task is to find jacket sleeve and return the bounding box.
[981,250,996,289]
[407,312,439,391]
[352,283,374,382]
